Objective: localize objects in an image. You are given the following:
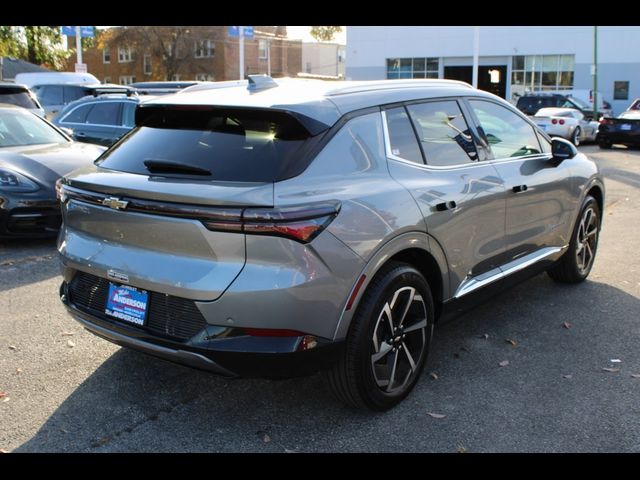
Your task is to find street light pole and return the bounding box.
[472,26,479,88]
[75,25,83,66]
[593,26,599,120]
[239,26,245,80]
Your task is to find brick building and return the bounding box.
[66,26,302,84]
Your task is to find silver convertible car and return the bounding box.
[57,77,604,410]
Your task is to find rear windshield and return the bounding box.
[0,88,39,109]
[96,107,317,182]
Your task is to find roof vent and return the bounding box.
[247,74,278,92]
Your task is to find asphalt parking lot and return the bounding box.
[1,144,639,453]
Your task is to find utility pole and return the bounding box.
[75,25,83,65]
[239,26,245,80]
[472,27,479,88]
[267,38,271,76]
[593,26,599,120]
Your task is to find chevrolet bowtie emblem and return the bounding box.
[102,197,129,210]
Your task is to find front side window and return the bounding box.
[0,110,67,147]
[469,100,542,159]
[61,104,92,124]
[406,100,478,166]
[385,107,423,164]
[86,102,121,126]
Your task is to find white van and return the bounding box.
[14,72,99,88]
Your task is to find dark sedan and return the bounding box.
[0,105,105,238]
[597,110,640,149]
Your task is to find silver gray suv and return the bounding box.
[57,77,604,410]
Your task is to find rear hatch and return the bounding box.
[60,105,323,301]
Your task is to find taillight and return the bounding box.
[551,119,557,125]
[203,201,341,243]
[558,119,565,125]
[600,118,613,125]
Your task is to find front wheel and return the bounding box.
[324,262,434,411]
[548,196,600,283]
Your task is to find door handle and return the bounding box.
[512,185,528,193]
[435,201,457,211]
[75,132,86,137]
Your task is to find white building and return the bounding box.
[302,42,346,78]
[346,26,640,115]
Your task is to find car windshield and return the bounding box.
[0,109,68,147]
[0,87,40,109]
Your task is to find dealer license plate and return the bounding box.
[105,283,149,326]
[620,124,632,130]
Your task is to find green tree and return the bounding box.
[310,26,342,42]
[0,26,70,70]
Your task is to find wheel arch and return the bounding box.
[332,231,449,341]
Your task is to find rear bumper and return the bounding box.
[60,280,344,378]
[597,131,640,145]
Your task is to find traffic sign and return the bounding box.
[74,63,87,73]
[243,26,254,38]
[227,26,253,38]
[61,26,95,38]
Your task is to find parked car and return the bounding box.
[32,83,135,120]
[516,93,604,120]
[625,98,640,111]
[14,72,99,88]
[0,105,105,238]
[0,82,45,117]
[130,81,201,95]
[596,110,640,148]
[53,93,153,147]
[57,77,604,410]
[532,107,598,146]
[541,89,612,118]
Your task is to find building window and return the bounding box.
[195,73,214,81]
[118,46,134,63]
[119,75,135,85]
[387,58,439,79]
[614,81,629,100]
[258,39,268,59]
[511,54,574,102]
[143,54,152,75]
[103,77,111,84]
[194,39,214,58]
[103,48,110,64]
[338,47,346,63]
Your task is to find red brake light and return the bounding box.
[600,118,613,125]
[551,118,558,124]
[559,119,565,125]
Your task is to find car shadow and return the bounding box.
[14,273,640,452]
[0,237,60,292]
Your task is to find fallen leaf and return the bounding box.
[427,412,446,419]
[263,434,271,443]
[2,397,9,403]
[429,372,439,380]
[602,367,620,373]
[8,345,16,351]
[563,322,572,329]
[499,360,510,367]
[610,359,621,363]
[61,332,75,336]
[631,374,640,379]
[67,340,76,348]
[563,374,573,379]
[481,333,489,339]
[505,338,518,347]
[98,437,109,446]
[0,449,7,453]
[457,445,467,453]
[0,392,6,399]
[15,368,22,374]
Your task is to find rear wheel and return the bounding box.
[571,127,581,146]
[548,196,600,283]
[324,262,434,411]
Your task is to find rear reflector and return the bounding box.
[346,274,367,311]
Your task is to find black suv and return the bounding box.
[516,93,598,120]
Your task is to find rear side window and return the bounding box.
[0,87,39,109]
[86,102,121,125]
[97,107,316,182]
[385,107,423,164]
[406,100,478,166]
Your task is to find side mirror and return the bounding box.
[59,127,74,138]
[551,137,577,161]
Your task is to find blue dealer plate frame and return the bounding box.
[105,283,149,326]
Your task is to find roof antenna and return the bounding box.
[247,74,278,92]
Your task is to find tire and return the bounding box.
[547,196,601,283]
[598,137,612,149]
[324,261,434,411]
[571,127,581,146]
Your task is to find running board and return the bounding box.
[453,246,567,299]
